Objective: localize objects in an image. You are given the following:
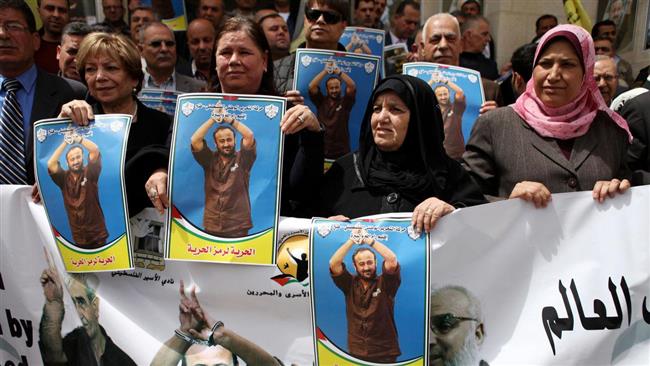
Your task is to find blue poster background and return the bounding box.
[311,218,428,362]
[293,49,380,156]
[170,94,284,237]
[34,116,130,246]
[404,62,485,144]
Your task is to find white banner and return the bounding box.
[0,185,648,365]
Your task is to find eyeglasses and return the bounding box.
[430,313,479,335]
[148,40,176,48]
[0,22,30,34]
[593,74,617,82]
[305,8,343,24]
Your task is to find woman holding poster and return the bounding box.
[146,17,324,218]
[316,75,486,233]
[53,32,172,217]
[463,25,635,207]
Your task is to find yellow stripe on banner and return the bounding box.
[169,219,274,264]
[57,234,131,272]
[317,339,424,366]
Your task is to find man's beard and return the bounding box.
[444,330,480,366]
[218,148,235,158]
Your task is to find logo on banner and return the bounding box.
[468,74,478,83]
[300,55,312,67]
[407,68,419,77]
[270,234,309,286]
[182,101,195,116]
[364,62,375,74]
[265,104,279,119]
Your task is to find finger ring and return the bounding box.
[297,115,304,124]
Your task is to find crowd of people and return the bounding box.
[2,0,649,364]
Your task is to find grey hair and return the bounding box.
[460,14,488,34]
[431,285,483,322]
[139,21,173,45]
[65,273,99,301]
[422,13,460,43]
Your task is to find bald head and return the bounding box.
[187,18,216,70]
[421,14,462,65]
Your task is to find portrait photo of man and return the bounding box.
[39,251,135,365]
[329,228,401,363]
[429,285,487,366]
[308,60,356,160]
[47,134,108,248]
[191,102,256,238]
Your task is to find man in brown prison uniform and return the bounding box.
[191,105,256,238]
[329,229,401,363]
[308,61,356,160]
[48,136,108,248]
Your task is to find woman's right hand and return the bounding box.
[509,181,552,208]
[145,169,169,214]
[58,100,94,126]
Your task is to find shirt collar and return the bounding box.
[1,64,37,93]
[144,69,176,89]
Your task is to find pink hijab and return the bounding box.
[512,24,632,142]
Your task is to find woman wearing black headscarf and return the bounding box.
[317,75,486,233]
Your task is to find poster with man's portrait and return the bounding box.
[340,27,385,57]
[139,88,179,116]
[292,49,380,164]
[403,63,485,148]
[167,93,285,265]
[309,217,429,365]
[598,0,638,51]
[34,115,133,272]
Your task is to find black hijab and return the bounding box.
[358,75,455,203]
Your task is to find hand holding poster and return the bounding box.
[403,62,485,160]
[293,49,380,161]
[310,218,429,365]
[33,115,133,272]
[167,94,285,265]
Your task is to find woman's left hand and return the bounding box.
[592,178,630,203]
[145,168,169,214]
[280,105,321,134]
[412,197,455,234]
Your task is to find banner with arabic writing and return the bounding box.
[33,115,133,272]
[0,185,648,365]
[167,94,285,265]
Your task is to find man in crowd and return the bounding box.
[501,42,536,105]
[532,14,557,43]
[97,0,129,35]
[330,229,401,363]
[594,55,619,106]
[57,21,90,81]
[592,20,634,87]
[197,0,225,30]
[353,0,377,29]
[129,6,155,44]
[257,10,290,61]
[191,103,256,238]
[308,61,356,159]
[35,0,70,74]
[429,286,487,366]
[593,34,634,89]
[419,13,502,156]
[0,0,86,185]
[385,0,420,49]
[228,0,257,21]
[460,0,481,16]
[48,135,108,248]
[39,259,136,365]
[374,0,387,28]
[139,22,205,92]
[460,15,498,80]
[184,18,216,81]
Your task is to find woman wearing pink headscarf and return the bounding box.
[463,24,633,207]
